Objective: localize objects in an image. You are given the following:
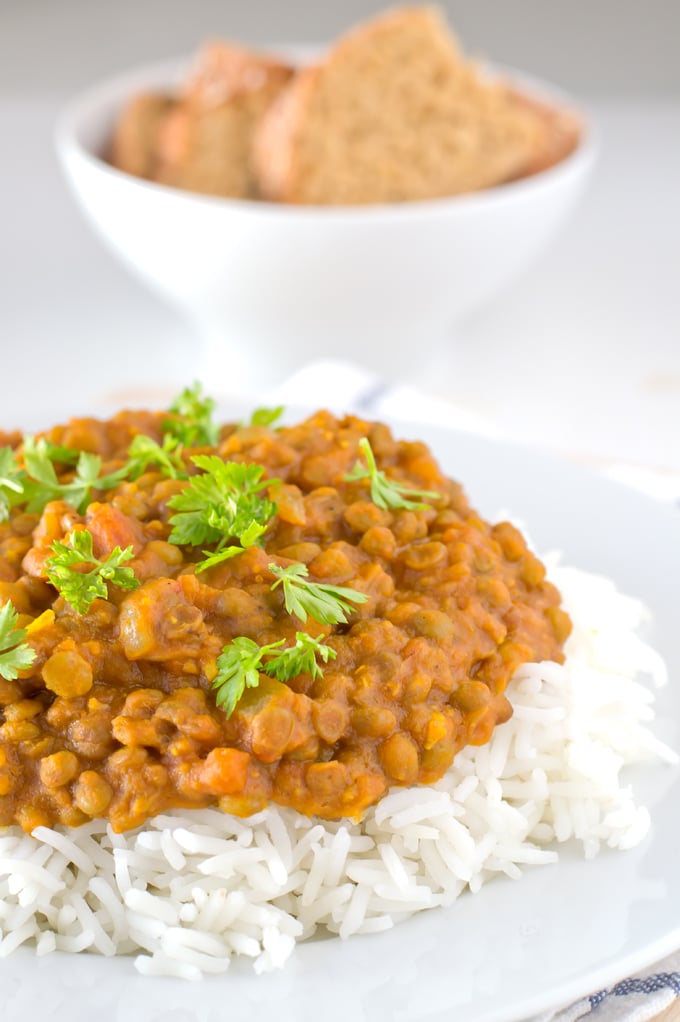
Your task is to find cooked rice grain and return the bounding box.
[0,560,676,977]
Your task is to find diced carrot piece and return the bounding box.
[199,747,250,796]
[86,502,145,557]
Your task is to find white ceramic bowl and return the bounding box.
[55,57,595,389]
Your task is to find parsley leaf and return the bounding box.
[126,433,187,480]
[212,636,285,717]
[0,601,36,681]
[45,529,140,614]
[345,437,440,511]
[168,457,278,571]
[212,632,336,717]
[195,541,255,575]
[265,631,336,682]
[20,438,128,514]
[249,406,285,428]
[22,438,95,512]
[164,382,219,448]
[64,452,107,509]
[22,436,66,482]
[269,562,368,625]
[39,442,82,466]
[0,447,25,523]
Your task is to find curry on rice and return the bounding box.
[0,399,570,834]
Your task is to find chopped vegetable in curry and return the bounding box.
[0,394,570,833]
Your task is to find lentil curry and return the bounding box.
[0,403,570,833]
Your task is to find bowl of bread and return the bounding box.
[55,6,594,387]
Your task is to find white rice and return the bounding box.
[0,558,676,977]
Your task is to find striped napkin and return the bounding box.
[536,952,680,1022]
[269,358,680,1022]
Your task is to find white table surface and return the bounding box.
[1,95,679,473]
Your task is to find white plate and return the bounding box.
[2,423,679,1022]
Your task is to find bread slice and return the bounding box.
[506,91,582,177]
[154,42,294,198]
[254,6,578,205]
[110,93,175,179]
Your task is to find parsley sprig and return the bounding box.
[37,442,82,466]
[1,384,218,521]
[126,433,187,480]
[45,529,140,614]
[212,632,336,717]
[0,447,25,523]
[269,562,367,625]
[0,601,36,681]
[19,437,130,515]
[249,406,284,428]
[164,382,219,448]
[168,457,279,573]
[345,437,440,511]
[1,433,188,520]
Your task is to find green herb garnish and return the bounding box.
[45,529,140,614]
[126,433,187,480]
[22,437,96,512]
[0,601,36,680]
[1,433,187,519]
[38,442,82,466]
[264,631,335,681]
[0,447,25,523]
[167,457,278,572]
[19,437,129,514]
[249,406,285,428]
[192,545,249,574]
[164,382,219,448]
[212,632,336,717]
[345,437,440,511]
[269,561,367,625]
